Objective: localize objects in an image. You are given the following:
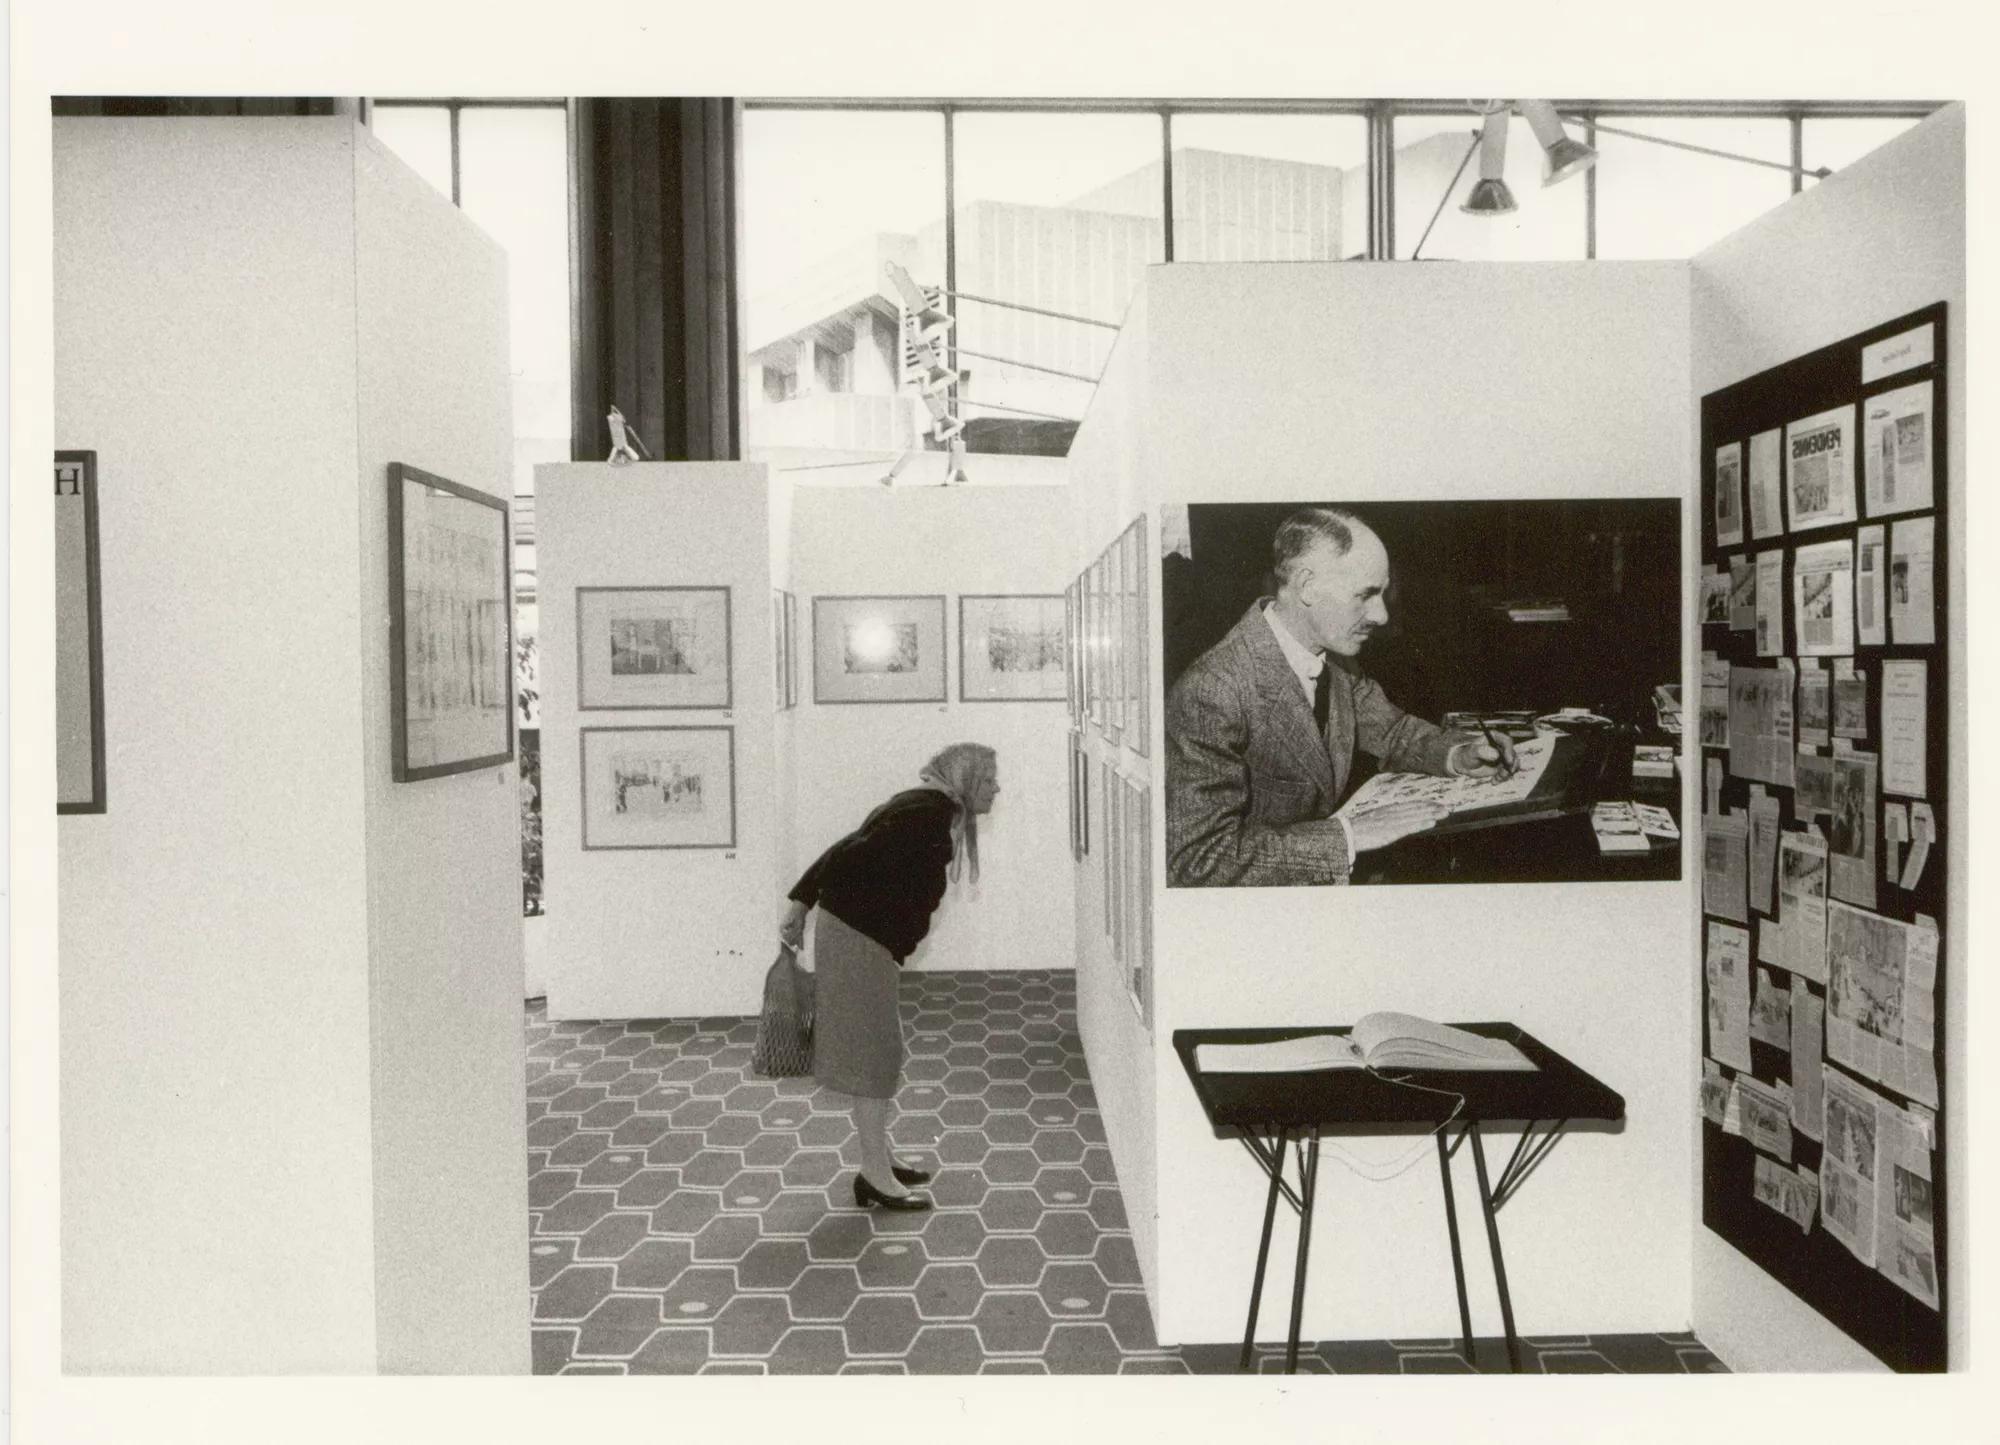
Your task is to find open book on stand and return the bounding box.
[1195,1014,1535,1074]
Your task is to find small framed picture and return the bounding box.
[1123,516,1150,756]
[56,450,107,814]
[783,590,799,709]
[959,594,1066,702]
[813,594,947,704]
[580,725,736,850]
[1102,540,1125,745]
[576,585,731,711]
[389,462,514,782]
[772,589,790,711]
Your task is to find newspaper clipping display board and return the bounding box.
[1697,304,1949,1371]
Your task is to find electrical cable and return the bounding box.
[1315,1067,1469,1182]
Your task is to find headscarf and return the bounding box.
[918,742,997,884]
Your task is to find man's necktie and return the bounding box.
[1312,663,1331,735]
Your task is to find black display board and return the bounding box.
[1697,303,1948,1371]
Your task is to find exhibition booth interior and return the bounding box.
[50,103,1963,1377]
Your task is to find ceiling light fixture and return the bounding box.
[1459,105,1518,216]
[1516,100,1598,186]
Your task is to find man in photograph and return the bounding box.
[1164,506,1514,887]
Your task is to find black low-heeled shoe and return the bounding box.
[892,1163,933,1186]
[854,1174,932,1212]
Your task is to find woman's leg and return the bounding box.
[853,1094,906,1196]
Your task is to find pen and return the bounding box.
[1478,719,1516,779]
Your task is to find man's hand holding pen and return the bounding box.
[1450,721,1519,780]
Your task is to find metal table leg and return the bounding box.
[1467,1123,1521,1373]
[1284,1129,1321,1374]
[1436,1130,1475,1364]
[1240,1126,1288,1371]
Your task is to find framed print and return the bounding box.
[56,450,107,813]
[787,590,800,708]
[1123,516,1151,756]
[576,585,732,711]
[1063,582,1077,721]
[580,725,736,850]
[813,594,947,704]
[959,594,1066,702]
[771,589,790,711]
[388,462,514,782]
[1103,538,1125,745]
[1083,565,1101,731]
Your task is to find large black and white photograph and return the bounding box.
[1162,499,1682,887]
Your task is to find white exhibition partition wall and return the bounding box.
[54,118,529,1373]
[1687,104,1967,1373]
[786,484,1077,975]
[1067,259,1697,1343]
[537,462,780,1021]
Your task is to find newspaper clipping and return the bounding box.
[1785,403,1856,531]
[1750,965,1792,1048]
[1861,379,1933,518]
[1704,920,1753,1072]
[1732,1074,1793,1162]
[1855,524,1888,646]
[1753,1154,1819,1233]
[1828,749,1879,909]
[1755,550,1785,656]
[1727,666,1795,787]
[1792,538,1856,657]
[1789,977,1825,1142]
[1748,427,1785,540]
[1715,440,1745,547]
[1777,830,1829,984]
[1825,901,1938,1107]
[1820,1066,1881,1267]
[1703,811,1750,925]
[1880,1106,1941,1309]
[1889,515,1936,646]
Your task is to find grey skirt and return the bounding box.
[811,908,904,1099]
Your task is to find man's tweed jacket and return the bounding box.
[1164,601,1457,887]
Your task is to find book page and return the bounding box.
[1334,733,1556,822]
[1350,1013,1533,1070]
[1194,1035,1361,1074]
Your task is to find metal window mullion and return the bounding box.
[1161,110,1174,263]
[1368,101,1394,260]
[449,103,462,207]
[1584,115,1597,260]
[1790,114,1805,194]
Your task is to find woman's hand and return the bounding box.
[779,900,809,950]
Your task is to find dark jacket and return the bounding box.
[789,788,960,962]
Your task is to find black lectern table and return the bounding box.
[1171,1023,1624,1374]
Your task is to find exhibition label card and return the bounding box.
[1789,978,1825,1142]
[1785,403,1857,531]
[1881,660,1927,798]
[1889,516,1936,645]
[1860,321,1934,384]
[1778,830,1830,984]
[1704,810,1750,925]
[1831,659,1868,741]
[1792,538,1855,657]
[1729,555,1756,632]
[1855,525,1888,646]
[1862,380,1934,517]
[1714,440,1745,547]
[1755,550,1785,656]
[1748,428,1785,540]
[1828,748,1879,910]
[1704,920,1754,1072]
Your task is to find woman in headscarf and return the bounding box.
[779,742,1000,1211]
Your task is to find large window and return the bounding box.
[1392,111,1587,261]
[1592,116,1793,259]
[1168,114,1368,263]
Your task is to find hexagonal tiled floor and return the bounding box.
[526,970,1722,1376]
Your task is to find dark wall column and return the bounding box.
[570,98,740,463]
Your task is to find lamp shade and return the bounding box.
[1460,108,1518,215]
[1517,99,1598,186]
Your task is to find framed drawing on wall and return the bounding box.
[813,594,947,703]
[56,449,107,814]
[579,725,736,850]
[1122,516,1151,756]
[388,462,514,782]
[771,589,790,711]
[783,591,799,708]
[1102,538,1125,745]
[959,594,1065,702]
[576,585,732,711]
